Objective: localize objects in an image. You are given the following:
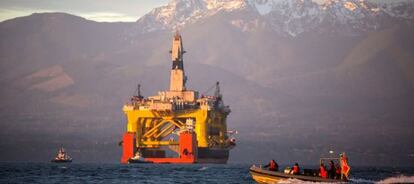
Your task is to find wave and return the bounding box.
[376,175,414,184]
[198,166,208,171]
[350,178,375,183]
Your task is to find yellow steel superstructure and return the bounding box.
[123,103,229,148]
[122,32,234,159]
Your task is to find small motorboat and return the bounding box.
[250,165,342,183]
[250,153,350,183]
[128,152,153,164]
[51,147,72,163]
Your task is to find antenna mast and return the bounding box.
[137,84,143,99]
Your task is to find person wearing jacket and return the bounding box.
[290,163,300,175]
[328,160,336,179]
[264,159,278,171]
[320,163,328,178]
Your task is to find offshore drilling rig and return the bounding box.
[120,32,236,164]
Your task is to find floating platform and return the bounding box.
[120,32,236,164]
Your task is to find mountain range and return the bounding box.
[137,0,414,36]
[0,0,413,166]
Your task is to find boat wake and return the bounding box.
[349,178,374,183]
[376,175,414,184]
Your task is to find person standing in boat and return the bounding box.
[340,153,351,180]
[264,159,278,171]
[328,160,336,179]
[335,163,341,179]
[319,163,328,178]
[289,163,300,175]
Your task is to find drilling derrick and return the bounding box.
[121,32,235,164]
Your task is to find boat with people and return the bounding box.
[250,152,350,183]
[51,147,72,163]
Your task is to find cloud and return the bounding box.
[80,12,138,22]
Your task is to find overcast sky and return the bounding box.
[0,0,407,22]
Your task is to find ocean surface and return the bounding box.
[1,163,413,184]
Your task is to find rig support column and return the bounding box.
[179,131,198,162]
[121,132,135,164]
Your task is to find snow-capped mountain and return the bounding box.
[137,0,250,33]
[137,0,414,36]
[262,0,391,36]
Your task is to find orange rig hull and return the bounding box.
[121,131,230,164]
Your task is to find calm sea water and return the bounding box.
[1,163,413,184]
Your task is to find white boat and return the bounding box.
[51,147,72,163]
